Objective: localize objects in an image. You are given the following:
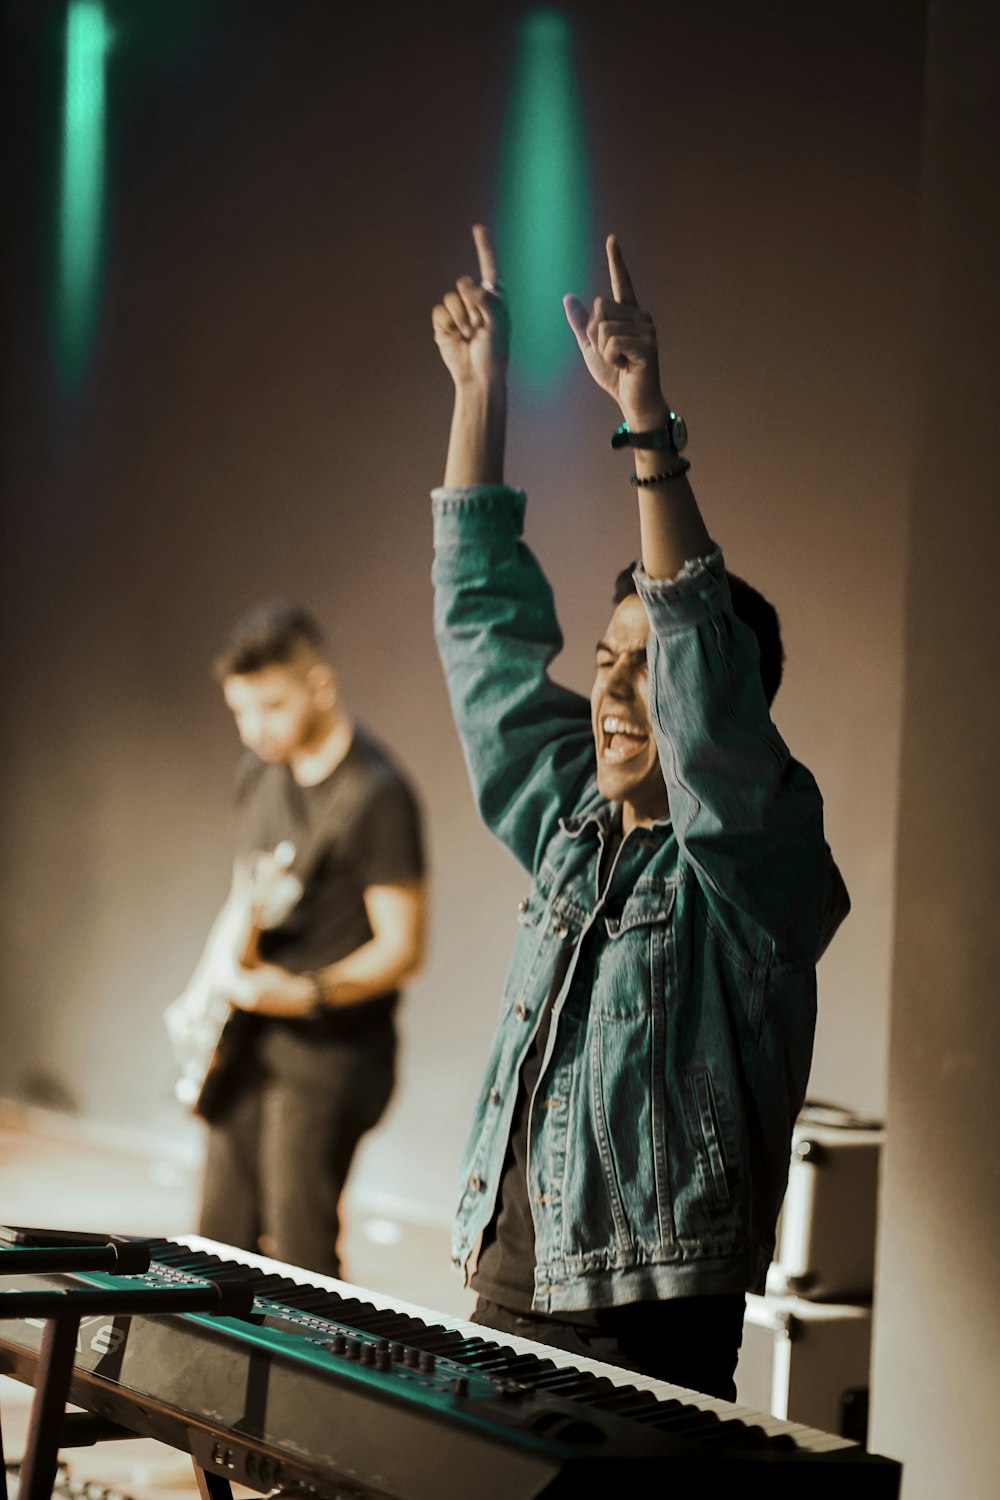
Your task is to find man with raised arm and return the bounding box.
[430,227,848,1399]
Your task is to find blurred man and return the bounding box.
[167,601,426,1276]
[429,227,848,1398]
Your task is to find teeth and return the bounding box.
[603,716,644,737]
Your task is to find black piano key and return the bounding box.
[278,1288,347,1312]
[646,1408,726,1439]
[450,1348,527,1373]
[518,1367,604,1395]
[317,1297,381,1322]
[521,1371,598,1399]
[148,1249,210,1270]
[707,1418,771,1449]
[581,1387,661,1416]
[357,1310,425,1333]
[411,1332,474,1354]
[438,1336,491,1357]
[479,1353,559,1380]
[437,1338,501,1363]
[735,1423,772,1448]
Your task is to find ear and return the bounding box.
[308,661,337,712]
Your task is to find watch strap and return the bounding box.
[611,415,686,452]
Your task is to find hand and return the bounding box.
[228,962,317,1019]
[563,236,668,429]
[432,224,510,388]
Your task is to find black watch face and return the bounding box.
[670,415,688,453]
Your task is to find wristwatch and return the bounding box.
[611,410,688,453]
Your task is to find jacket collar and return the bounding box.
[559,801,672,841]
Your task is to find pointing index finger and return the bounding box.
[607,235,637,306]
[472,224,499,287]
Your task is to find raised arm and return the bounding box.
[564,235,711,579]
[565,241,846,960]
[433,224,508,489]
[431,228,594,875]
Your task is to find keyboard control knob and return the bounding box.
[451,1377,469,1398]
[403,1348,421,1368]
[419,1352,437,1373]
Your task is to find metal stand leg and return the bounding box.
[19,1318,79,1500]
[193,1461,234,1500]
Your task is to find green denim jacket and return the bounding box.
[432,485,849,1313]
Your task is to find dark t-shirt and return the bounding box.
[234,729,424,1038]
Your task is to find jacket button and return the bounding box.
[469,1174,485,1192]
[514,1003,528,1021]
[517,896,529,913]
[551,919,569,939]
[489,1087,501,1105]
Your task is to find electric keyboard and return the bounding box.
[0,1235,901,1499]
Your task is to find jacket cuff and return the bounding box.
[633,546,731,633]
[431,485,527,549]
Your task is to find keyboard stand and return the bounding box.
[20,1315,80,1500]
[194,1463,235,1500]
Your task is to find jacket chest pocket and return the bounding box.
[597,884,677,1020]
[501,888,574,1018]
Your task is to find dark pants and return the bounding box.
[472,1291,746,1401]
[198,1019,396,1277]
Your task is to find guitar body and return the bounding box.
[165,843,303,1122]
[191,1007,259,1123]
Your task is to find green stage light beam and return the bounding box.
[57,0,111,389]
[496,9,591,396]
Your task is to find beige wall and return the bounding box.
[1,0,923,1212]
[870,2,1000,1495]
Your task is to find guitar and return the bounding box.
[164,841,304,1121]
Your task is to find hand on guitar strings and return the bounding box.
[229,961,320,1019]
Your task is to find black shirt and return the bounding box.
[234,729,425,1038]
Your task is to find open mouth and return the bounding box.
[601,714,649,764]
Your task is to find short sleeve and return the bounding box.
[347,772,426,890]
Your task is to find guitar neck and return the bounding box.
[237,920,262,969]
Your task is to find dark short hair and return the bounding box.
[213,600,327,681]
[613,563,784,706]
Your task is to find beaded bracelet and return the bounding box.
[304,969,329,1016]
[630,459,691,488]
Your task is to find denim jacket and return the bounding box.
[432,485,849,1314]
